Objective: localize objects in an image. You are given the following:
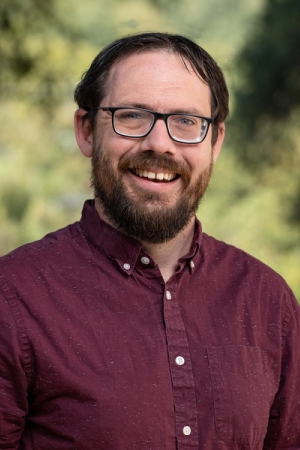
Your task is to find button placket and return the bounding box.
[163,281,199,448]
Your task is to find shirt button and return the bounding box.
[183,426,191,436]
[140,256,150,265]
[175,356,185,365]
[190,260,195,268]
[123,263,131,270]
[166,291,172,300]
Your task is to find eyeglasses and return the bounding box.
[93,107,213,144]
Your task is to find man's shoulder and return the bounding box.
[201,232,290,291]
[0,221,83,276]
[200,232,300,317]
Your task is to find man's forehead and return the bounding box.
[108,49,199,78]
[105,51,208,93]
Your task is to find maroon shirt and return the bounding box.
[0,200,299,449]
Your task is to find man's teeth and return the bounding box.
[134,169,176,181]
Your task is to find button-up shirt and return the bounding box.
[0,200,299,449]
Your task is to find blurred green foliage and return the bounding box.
[0,0,299,300]
[232,0,300,155]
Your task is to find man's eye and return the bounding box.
[180,118,193,125]
[118,110,147,121]
[120,112,140,120]
[175,116,197,126]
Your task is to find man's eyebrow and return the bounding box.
[117,102,206,116]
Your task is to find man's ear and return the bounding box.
[212,122,225,163]
[74,108,94,158]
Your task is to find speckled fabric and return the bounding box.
[0,200,299,449]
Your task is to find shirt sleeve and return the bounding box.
[0,277,29,448]
[264,289,300,449]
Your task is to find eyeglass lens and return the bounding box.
[113,109,209,143]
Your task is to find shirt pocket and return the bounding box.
[207,345,273,447]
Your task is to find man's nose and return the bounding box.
[139,118,177,155]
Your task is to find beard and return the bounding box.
[91,146,213,244]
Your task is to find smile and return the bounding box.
[131,168,178,182]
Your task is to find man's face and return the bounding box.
[83,51,224,243]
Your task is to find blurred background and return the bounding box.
[0,0,299,300]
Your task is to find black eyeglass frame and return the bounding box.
[92,106,214,144]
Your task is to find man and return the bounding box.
[0,32,299,449]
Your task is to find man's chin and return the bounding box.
[135,199,171,210]
[126,187,173,205]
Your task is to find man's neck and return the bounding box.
[94,199,196,282]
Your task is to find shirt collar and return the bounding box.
[80,199,203,274]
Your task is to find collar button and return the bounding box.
[140,256,150,265]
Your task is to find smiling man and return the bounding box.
[75,49,224,281]
[0,33,299,449]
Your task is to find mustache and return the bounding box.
[118,151,191,188]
